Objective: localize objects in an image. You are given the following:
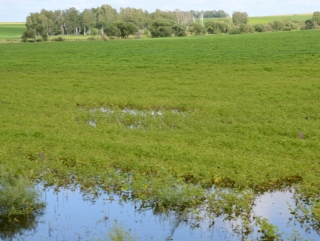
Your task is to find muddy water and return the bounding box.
[3,187,319,241]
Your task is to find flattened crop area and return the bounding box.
[0,30,320,237]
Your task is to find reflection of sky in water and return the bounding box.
[9,187,320,241]
[253,191,318,240]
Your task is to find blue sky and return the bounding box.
[1,0,319,22]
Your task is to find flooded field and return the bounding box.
[3,186,319,241]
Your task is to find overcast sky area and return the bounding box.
[0,0,319,22]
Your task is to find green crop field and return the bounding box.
[1,30,320,235]
[0,23,26,41]
[248,14,312,24]
[197,13,312,24]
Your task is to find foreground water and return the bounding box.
[3,186,319,241]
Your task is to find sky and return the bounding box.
[0,0,319,22]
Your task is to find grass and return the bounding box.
[0,29,320,235]
[196,13,312,24]
[0,23,26,41]
[0,172,45,219]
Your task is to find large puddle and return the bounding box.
[3,186,319,241]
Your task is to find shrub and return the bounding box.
[239,23,254,33]
[0,172,45,220]
[305,19,318,30]
[282,26,292,31]
[87,36,97,41]
[172,24,187,37]
[52,36,64,41]
[270,20,285,31]
[94,222,138,241]
[254,24,265,32]
[149,19,174,38]
[21,29,36,42]
[90,28,99,36]
[189,23,206,35]
[229,26,241,34]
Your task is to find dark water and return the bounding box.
[3,186,319,241]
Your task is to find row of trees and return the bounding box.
[23,7,320,42]
[25,6,230,37]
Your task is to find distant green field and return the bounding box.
[197,14,312,24]
[0,23,26,41]
[249,14,312,24]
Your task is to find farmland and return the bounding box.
[0,23,25,41]
[196,13,312,24]
[0,28,320,237]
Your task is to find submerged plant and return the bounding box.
[92,222,138,241]
[0,172,45,221]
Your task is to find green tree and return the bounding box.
[312,11,320,25]
[149,19,174,37]
[189,23,206,35]
[21,29,36,42]
[104,24,120,37]
[119,7,148,29]
[96,4,118,30]
[232,11,248,26]
[80,9,97,35]
[270,20,284,31]
[205,20,230,34]
[172,24,187,36]
[305,19,317,30]
[115,22,138,38]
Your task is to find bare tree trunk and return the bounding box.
[84,27,86,35]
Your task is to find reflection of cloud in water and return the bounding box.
[253,190,319,240]
[9,187,320,241]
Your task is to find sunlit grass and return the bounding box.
[196,13,312,24]
[0,30,320,231]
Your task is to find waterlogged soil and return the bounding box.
[84,107,186,129]
[4,186,319,241]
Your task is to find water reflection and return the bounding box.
[0,216,42,241]
[8,186,320,241]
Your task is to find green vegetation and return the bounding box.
[0,23,26,41]
[0,172,45,219]
[0,29,320,236]
[197,14,312,24]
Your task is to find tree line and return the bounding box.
[22,5,320,42]
[24,6,229,37]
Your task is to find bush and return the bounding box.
[90,28,99,36]
[239,23,254,33]
[189,23,206,35]
[0,172,45,220]
[149,19,174,38]
[52,36,64,41]
[270,20,285,31]
[229,26,241,34]
[282,26,292,31]
[21,29,36,42]
[87,36,97,41]
[254,24,265,32]
[41,32,48,41]
[172,24,187,37]
[305,19,318,30]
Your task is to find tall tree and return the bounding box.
[80,9,97,35]
[62,7,80,35]
[232,11,248,26]
[312,11,320,25]
[96,4,118,30]
[119,7,148,29]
